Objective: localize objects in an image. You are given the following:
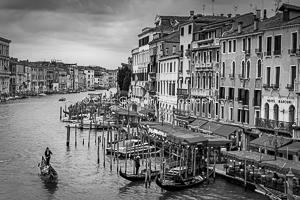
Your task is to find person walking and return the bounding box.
[44,147,53,166]
[134,156,140,175]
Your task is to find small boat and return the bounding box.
[155,169,213,191]
[59,97,66,101]
[39,93,46,96]
[38,157,58,181]
[119,167,160,182]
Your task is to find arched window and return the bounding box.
[246,60,250,78]
[241,61,245,77]
[289,105,295,123]
[232,61,236,77]
[203,73,206,89]
[222,62,226,77]
[257,59,262,78]
[274,104,279,121]
[264,103,269,120]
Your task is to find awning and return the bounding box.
[175,116,195,124]
[278,142,300,155]
[138,108,155,115]
[199,121,222,133]
[250,135,293,150]
[213,124,240,138]
[188,118,208,128]
[183,136,208,145]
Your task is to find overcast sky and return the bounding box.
[0,0,298,69]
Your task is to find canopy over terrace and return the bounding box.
[112,107,140,117]
[278,141,300,155]
[142,123,231,147]
[223,151,300,177]
[249,135,293,151]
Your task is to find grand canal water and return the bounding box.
[0,91,268,200]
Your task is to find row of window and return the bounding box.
[159,62,177,73]
[192,50,220,63]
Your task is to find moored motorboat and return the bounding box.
[155,169,213,191]
[38,157,58,181]
[119,167,160,182]
[59,97,66,101]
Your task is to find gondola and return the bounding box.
[38,157,58,181]
[155,169,213,191]
[119,167,160,182]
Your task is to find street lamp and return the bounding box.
[268,125,284,160]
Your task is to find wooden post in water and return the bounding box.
[185,148,188,179]
[110,127,113,172]
[244,157,247,190]
[88,121,91,148]
[125,143,128,174]
[179,150,182,177]
[75,125,77,146]
[213,150,216,182]
[207,146,210,184]
[60,107,62,120]
[154,133,157,170]
[193,147,196,176]
[191,147,194,177]
[97,136,100,164]
[66,125,70,146]
[122,118,125,146]
[145,158,148,188]
[95,121,97,144]
[64,103,67,117]
[117,128,120,173]
[103,137,106,167]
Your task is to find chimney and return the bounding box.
[190,10,194,16]
[256,9,261,19]
[228,13,232,18]
[263,9,267,19]
[254,18,258,31]
[238,22,243,34]
[283,9,289,21]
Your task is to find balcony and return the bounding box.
[177,88,188,96]
[288,49,300,56]
[273,50,282,56]
[255,118,293,133]
[191,88,212,97]
[244,50,251,56]
[295,81,300,94]
[179,51,183,58]
[264,51,272,57]
[173,109,190,117]
[255,48,262,55]
[148,90,156,96]
[149,72,156,80]
[286,84,294,91]
[228,73,235,79]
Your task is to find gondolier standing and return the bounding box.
[44,147,53,166]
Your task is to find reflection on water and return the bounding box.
[42,179,58,195]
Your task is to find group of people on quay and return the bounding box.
[41,92,300,200]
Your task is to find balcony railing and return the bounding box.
[255,48,262,54]
[245,50,251,56]
[264,51,272,56]
[273,50,282,56]
[295,81,300,94]
[286,84,294,91]
[255,118,293,133]
[191,88,212,96]
[288,49,300,55]
[177,88,188,96]
[174,109,190,117]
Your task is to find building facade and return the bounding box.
[107,69,118,88]
[0,37,11,96]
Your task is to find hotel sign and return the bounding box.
[266,99,293,104]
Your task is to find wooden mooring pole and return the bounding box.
[97,136,100,164]
[66,125,70,146]
[103,137,106,167]
[60,107,62,120]
[88,121,91,148]
[75,125,77,146]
